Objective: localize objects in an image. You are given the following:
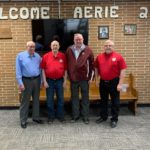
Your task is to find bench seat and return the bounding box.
[19,73,138,115]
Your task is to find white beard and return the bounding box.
[105,48,112,54]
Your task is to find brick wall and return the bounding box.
[0,0,149,106]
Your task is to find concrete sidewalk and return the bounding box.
[0,106,150,150]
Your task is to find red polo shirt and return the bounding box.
[95,51,127,80]
[40,51,67,79]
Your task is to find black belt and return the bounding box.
[101,77,119,83]
[47,77,63,81]
[22,75,40,80]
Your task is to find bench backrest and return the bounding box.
[39,73,137,101]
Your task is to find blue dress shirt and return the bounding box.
[16,51,41,85]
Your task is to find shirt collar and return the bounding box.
[27,51,35,57]
[71,44,86,52]
[52,51,58,58]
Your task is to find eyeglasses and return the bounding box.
[28,45,35,48]
[104,45,113,47]
[75,38,83,41]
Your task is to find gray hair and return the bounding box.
[74,33,83,38]
[104,40,114,46]
[26,41,35,47]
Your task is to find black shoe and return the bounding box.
[58,117,66,123]
[21,122,27,128]
[48,117,54,124]
[83,118,89,124]
[32,119,43,124]
[111,121,117,128]
[96,117,107,124]
[71,117,79,123]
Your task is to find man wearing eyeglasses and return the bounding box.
[95,40,127,128]
[16,41,42,128]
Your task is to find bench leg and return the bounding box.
[128,101,137,115]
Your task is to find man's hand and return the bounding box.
[117,84,122,92]
[63,80,67,88]
[95,80,99,88]
[43,81,49,88]
[19,84,25,92]
[88,80,92,84]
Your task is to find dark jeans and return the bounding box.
[20,76,40,124]
[46,78,64,119]
[70,80,89,119]
[99,77,120,122]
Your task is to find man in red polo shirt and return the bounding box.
[41,40,67,123]
[95,40,127,128]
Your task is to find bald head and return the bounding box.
[26,41,35,47]
[104,39,114,54]
[104,40,114,46]
[26,41,35,55]
[51,40,60,53]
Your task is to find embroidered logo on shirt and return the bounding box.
[59,59,63,63]
[112,58,116,62]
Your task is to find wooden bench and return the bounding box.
[19,73,138,115]
[89,73,138,115]
[38,73,138,115]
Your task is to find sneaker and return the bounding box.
[71,117,80,123]
[58,117,66,123]
[111,121,117,128]
[32,119,43,124]
[83,118,89,124]
[48,117,54,124]
[96,117,107,124]
[21,122,27,129]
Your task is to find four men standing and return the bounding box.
[16,36,126,128]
